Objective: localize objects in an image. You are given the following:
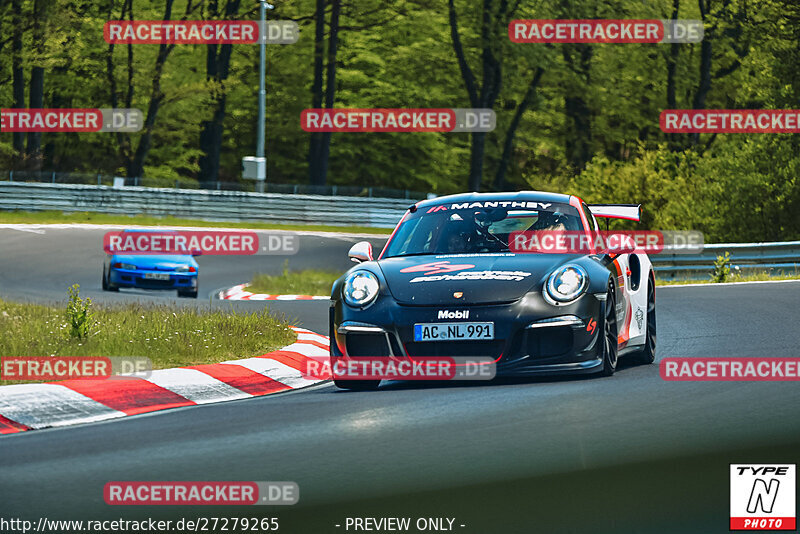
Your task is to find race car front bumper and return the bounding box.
[331,292,605,376]
[110,267,198,291]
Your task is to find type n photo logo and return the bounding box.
[730,464,796,530]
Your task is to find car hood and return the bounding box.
[377,253,577,305]
[111,254,197,270]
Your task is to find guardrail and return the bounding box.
[651,241,800,280]
[2,170,427,199]
[0,181,414,228]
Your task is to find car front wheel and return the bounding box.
[599,279,618,377]
[102,266,119,292]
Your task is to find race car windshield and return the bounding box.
[383,203,583,257]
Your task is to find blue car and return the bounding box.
[102,231,199,298]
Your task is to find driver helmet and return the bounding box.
[441,213,475,253]
[531,211,567,232]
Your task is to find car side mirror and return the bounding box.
[603,235,636,256]
[191,249,202,257]
[348,241,373,263]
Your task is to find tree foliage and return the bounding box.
[0,0,798,241]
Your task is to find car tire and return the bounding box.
[178,289,198,299]
[333,380,381,391]
[102,266,119,292]
[630,276,656,365]
[599,279,619,377]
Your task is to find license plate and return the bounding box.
[144,272,170,281]
[413,322,494,341]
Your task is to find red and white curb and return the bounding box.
[218,284,328,301]
[0,327,330,434]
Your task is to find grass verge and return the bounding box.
[0,209,393,235]
[0,297,296,386]
[249,266,342,296]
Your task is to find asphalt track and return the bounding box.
[1,225,800,533]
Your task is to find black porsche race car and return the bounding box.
[329,191,656,390]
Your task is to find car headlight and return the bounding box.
[343,270,380,307]
[175,265,196,273]
[113,262,137,270]
[545,264,588,303]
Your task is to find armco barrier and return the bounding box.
[0,181,414,228]
[651,241,800,280]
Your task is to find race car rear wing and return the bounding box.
[587,204,641,222]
